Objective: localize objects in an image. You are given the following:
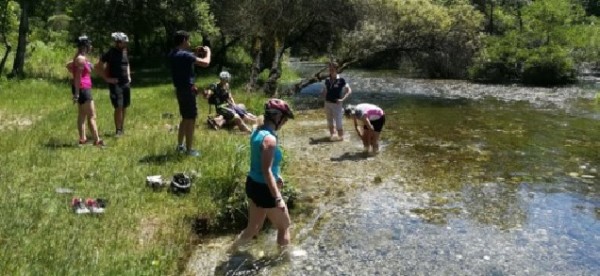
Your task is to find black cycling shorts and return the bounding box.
[245,176,276,208]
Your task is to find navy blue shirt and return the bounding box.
[325,76,347,103]
[168,49,197,89]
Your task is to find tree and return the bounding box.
[0,0,17,76]
[8,0,30,78]
[211,0,357,95]
[470,0,600,85]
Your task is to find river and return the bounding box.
[186,63,600,275]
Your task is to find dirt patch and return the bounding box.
[0,110,39,131]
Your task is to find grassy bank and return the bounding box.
[0,67,292,274]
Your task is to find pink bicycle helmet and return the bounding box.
[265,98,294,119]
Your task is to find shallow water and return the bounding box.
[193,67,600,275]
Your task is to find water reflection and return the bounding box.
[206,72,600,274]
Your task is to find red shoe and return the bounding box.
[85,198,105,214]
[78,139,87,145]
[71,198,90,214]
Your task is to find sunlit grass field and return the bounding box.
[0,69,279,274]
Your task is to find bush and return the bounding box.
[521,46,577,86]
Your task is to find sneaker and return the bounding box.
[93,140,105,147]
[85,198,105,214]
[176,144,186,153]
[186,149,200,157]
[115,129,124,137]
[71,198,90,214]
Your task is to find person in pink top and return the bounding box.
[344,103,386,155]
[66,36,103,146]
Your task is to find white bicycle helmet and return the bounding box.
[111,32,129,42]
[219,71,231,81]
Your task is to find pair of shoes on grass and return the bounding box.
[71,197,106,214]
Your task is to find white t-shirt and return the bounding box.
[355,103,384,120]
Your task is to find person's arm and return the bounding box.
[127,64,131,84]
[72,56,85,101]
[66,61,74,73]
[261,135,285,210]
[194,46,211,67]
[353,116,363,138]
[338,84,352,103]
[363,115,374,131]
[94,60,117,84]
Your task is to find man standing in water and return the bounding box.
[96,32,131,137]
[321,61,352,141]
[168,31,211,157]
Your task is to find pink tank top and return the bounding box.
[72,59,92,89]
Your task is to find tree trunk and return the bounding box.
[9,0,29,78]
[262,37,286,97]
[246,36,262,92]
[0,37,11,76]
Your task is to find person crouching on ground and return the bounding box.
[344,103,386,155]
[203,71,256,133]
[232,98,295,251]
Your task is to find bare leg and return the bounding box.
[361,129,371,153]
[337,129,344,141]
[232,200,267,250]
[77,104,86,141]
[177,120,185,146]
[266,204,291,246]
[233,116,251,133]
[182,118,195,150]
[84,100,101,142]
[371,131,381,154]
[114,107,125,132]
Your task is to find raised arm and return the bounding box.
[194,46,211,67]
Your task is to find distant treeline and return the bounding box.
[1,0,599,88]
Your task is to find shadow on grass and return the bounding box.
[330,151,369,162]
[44,138,79,149]
[308,136,337,145]
[139,152,185,165]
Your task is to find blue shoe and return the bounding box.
[186,149,200,157]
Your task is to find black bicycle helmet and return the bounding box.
[76,35,91,48]
[170,173,191,194]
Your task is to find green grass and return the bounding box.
[0,70,284,274]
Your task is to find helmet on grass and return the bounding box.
[170,173,191,194]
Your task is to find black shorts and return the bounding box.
[245,176,276,208]
[109,83,131,108]
[74,87,93,105]
[176,87,198,119]
[364,115,386,132]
